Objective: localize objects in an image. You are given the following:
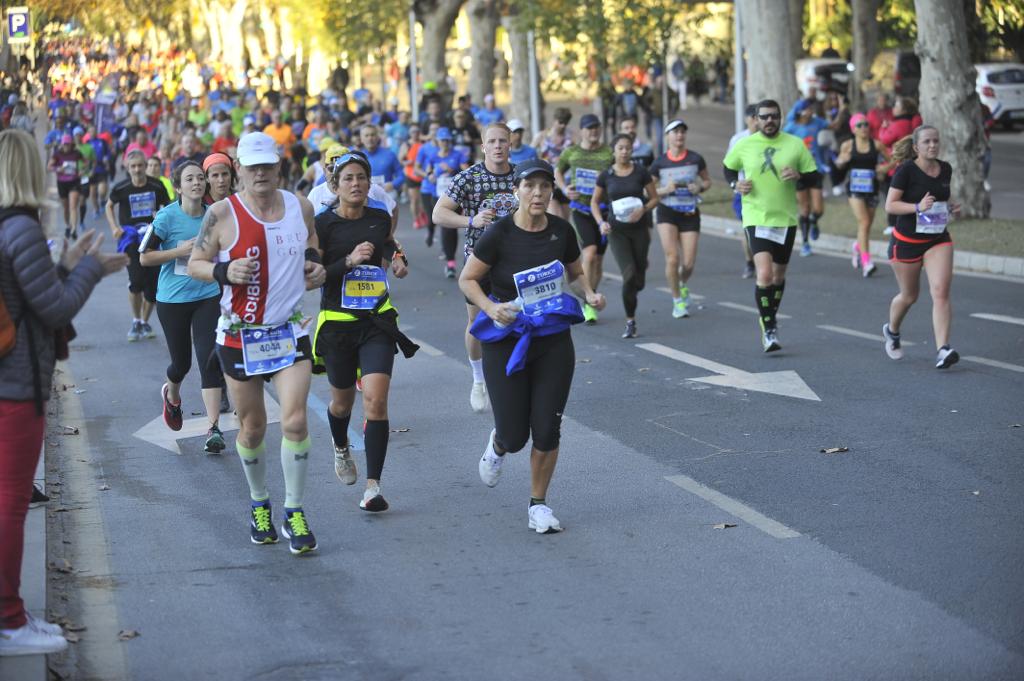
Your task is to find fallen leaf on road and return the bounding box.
[73,389,86,394]
[60,425,79,435]
[61,384,75,391]
[712,523,737,530]
[390,427,410,433]
[951,409,958,413]
[49,559,74,574]
[63,631,80,643]
[820,447,849,454]
[972,490,980,496]
[638,367,650,373]
[99,484,110,491]
[1010,424,1022,428]
[117,629,140,641]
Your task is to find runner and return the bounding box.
[433,123,518,412]
[357,123,404,200]
[49,133,84,240]
[107,149,172,341]
[783,99,829,257]
[555,114,613,324]
[84,124,112,218]
[834,113,887,277]
[309,146,397,221]
[618,116,654,167]
[203,152,236,204]
[312,152,418,510]
[187,132,327,554]
[459,158,605,534]
[533,107,574,218]
[649,119,711,319]
[727,105,759,279]
[882,126,961,369]
[401,124,427,230]
[723,99,819,353]
[139,161,228,453]
[507,119,538,164]
[414,124,441,248]
[419,127,468,276]
[591,134,658,338]
[146,155,175,202]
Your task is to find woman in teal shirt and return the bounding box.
[140,161,227,453]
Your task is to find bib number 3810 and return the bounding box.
[513,260,565,316]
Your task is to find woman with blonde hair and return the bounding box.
[0,129,126,656]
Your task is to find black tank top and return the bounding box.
[846,139,879,194]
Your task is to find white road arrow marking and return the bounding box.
[133,390,282,454]
[637,342,821,401]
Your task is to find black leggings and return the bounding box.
[423,192,438,243]
[156,296,223,389]
[607,226,650,318]
[482,330,574,453]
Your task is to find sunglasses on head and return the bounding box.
[758,113,781,121]
[328,153,366,173]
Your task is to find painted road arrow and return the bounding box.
[637,342,821,401]
[133,389,282,454]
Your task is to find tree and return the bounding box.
[414,0,466,105]
[850,0,882,109]
[502,9,532,127]
[467,0,501,103]
[740,0,800,108]
[914,0,989,217]
[789,0,806,58]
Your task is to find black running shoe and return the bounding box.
[281,509,318,555]
[359,483,389,512]
[29,484,49,508]
[250,501,279,545]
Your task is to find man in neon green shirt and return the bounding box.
[724,98,818,352]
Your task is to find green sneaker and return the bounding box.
[582,303,598,324]
[679,285,690,304]
[250,501,278,545]
[281,508,318,555]
[672,300,689,319]
[204,424,226,454]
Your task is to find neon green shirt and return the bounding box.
[557,144,614,203]
[723,131,817,227]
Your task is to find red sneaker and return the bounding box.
[161,383,183,431]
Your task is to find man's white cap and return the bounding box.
[236,132,280,166]
[506,118,525,132]
[484,93,495,102]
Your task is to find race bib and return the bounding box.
[916,201,948,234]
[129,191,156,219]
[574,168,599,195]
[849,168,874,194]
[436,173,452,196]
[240,323,296,376]
[661,165,697,212]
[371,174,385,186]
[60,161,77,175]
[80,176,90,186]
[174,256,189,276]
[754,226,788,245]
[513,260,565,316]
[341,265,389,310]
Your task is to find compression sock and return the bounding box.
[798,215,810,243]
[364,419,390,481]
[280,435,311,508]
[530,497,546,507]
[770,280,786,314]
[756,286,776,329]
[470,358,485,384]
[809,212,822,238]
[236,440,268,502]
[327,409,351,448]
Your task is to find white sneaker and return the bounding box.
[334,444,357,485]
[882,323,904,360]
[359,482,389,512]
[862,262,877,278]
[0,621,68,656]
[470,382,489,413]
[883,226,894,236]
[935,345,960,369]
[478,429,504,487]
[851,242,861,269]
[25,612,62,637]
[672,300,688,319]
[527,504,563,534]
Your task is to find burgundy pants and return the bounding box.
[0,399,45,630]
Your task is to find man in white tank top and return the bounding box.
[189,132,327,556]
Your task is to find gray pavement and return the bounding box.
[25,202,1024,679]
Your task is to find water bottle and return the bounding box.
[493,297,523,329]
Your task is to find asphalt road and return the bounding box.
[44,203,1023,680]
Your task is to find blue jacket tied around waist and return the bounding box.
[470,293,584,375]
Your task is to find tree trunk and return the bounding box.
[850,0,881,110]
[740,0,800,107]
[415,0,466,106]
[503,14,531,128]
[788,0,805,59]
[467,0,500,103]
[914,0,990,218]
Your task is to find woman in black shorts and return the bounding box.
[49,133,84,239]
[591,134,658,338]
[459,158,605,534]
[883,125,962,369]
[835,113,887,277]
[649,119,711,319]
[313,152,418,512]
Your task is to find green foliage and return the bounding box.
[322,0,407,59]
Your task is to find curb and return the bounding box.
[700,215,1024,280]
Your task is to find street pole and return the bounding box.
[661,36,669,154]
[409,7,419,121]
[527,29,540,140]
[733,1,745,134]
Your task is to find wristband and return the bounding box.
[213,260,232,286]
[914,203,920,213]
[304,247,322,264]
[468,214,473,229]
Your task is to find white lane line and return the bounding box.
[409,337,445,357]
[970,313,1024,327]
[603,273,704,300]
[817,325,918,346]
[718,301,792,319]
[963,356,1024,373]
[665,474,801,539]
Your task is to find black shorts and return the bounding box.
[317,322,396,389]
[90,170,109,184]
[405,176,422,188]
[126,247,159,303]
[796,174,824,191]
[847,191,879,208]
[656,206,701,233]
[464,274,492,307]
[744,225,797,265]
[888,231,953,263]
[216,335,314,382]
[57,179,81,199]
[572,210,608,255]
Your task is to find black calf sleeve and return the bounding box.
[364,419,390,481]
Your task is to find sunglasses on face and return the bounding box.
[855,122,869,128]
[758,113,781,121]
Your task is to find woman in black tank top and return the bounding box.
[835,113,887,277]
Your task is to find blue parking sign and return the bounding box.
[6,7,30,44]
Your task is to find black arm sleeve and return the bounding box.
[799,170,821,184]
[324,259,348,284]
[723,166,740,184]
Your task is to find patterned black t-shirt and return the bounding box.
[444,162,518,257]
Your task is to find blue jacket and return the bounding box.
[784,111,830,172]
[361,146,404,190]
[470,294,584,375]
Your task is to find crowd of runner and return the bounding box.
[0,43,966,656]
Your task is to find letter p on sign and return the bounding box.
[6,8,30,44]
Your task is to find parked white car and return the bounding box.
[976,63,1024,129]
[795,58,854,99]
